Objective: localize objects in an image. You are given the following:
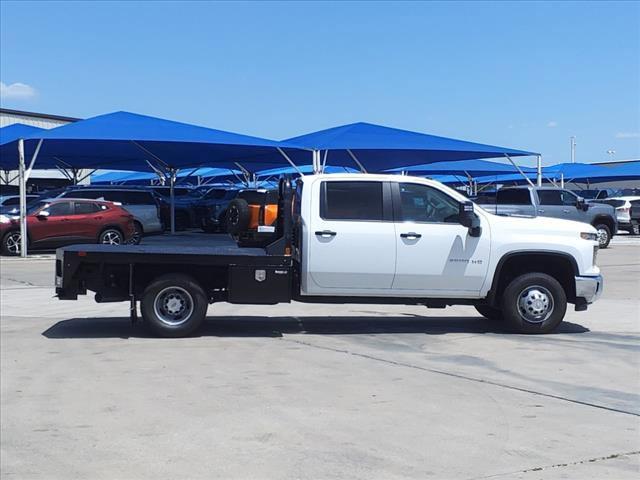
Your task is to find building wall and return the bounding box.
[0,111,71,130]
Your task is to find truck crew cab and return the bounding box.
[56,174,603,337]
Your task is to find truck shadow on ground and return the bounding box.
[42,316,590,339]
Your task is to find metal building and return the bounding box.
[0,108,88,192]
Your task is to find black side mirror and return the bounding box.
[459,201,482,237]
[576,197,589,211]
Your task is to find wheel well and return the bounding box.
[133,220,143,233]
[490,253,577,305]
[592,215,614,231]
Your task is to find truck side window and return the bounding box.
[496,189,531,205]
[538,190,572,206]
[398,183,459,223]
[321,181,383,221]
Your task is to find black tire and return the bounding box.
[501,273,567,334]
[98,228,124,245]
[475,304,503,322]
[593,223,611,249]
[132,222,143,245]
[1,230,23,256]
[630,223,640,236]
[140,274,208,337]
[225,199,250,235]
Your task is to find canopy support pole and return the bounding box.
[560,173,565,189]
[24,139,43,182]
[346,149,367,173]
[277,147,304,176]
[536,155,543,187]
[77,169,98,183]
[321,150,328,173]
[504,154,535,188]
[169,168,177,234]
[18,139,27,258]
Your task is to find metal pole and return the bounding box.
[570,137,576,163]
[560,173,565,189]
[276,147,304,176]
[169,169,176,234]
[504,154,535,188]
[536,155,543,187]
[346,149,367,173]
[18,139,27,258]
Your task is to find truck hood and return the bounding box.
[487,212,597,235]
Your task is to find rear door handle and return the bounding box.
[538,209,545,214]
[562,209,570,213]
[400,232,422,239]
[315,230,336,237]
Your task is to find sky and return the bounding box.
[1,0,639,167]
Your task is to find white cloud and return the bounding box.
[0,81,37,100]
[615,132,640,139]
[546,121,558,128]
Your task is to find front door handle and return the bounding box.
[400,232,422,239]
[562,209,570,213]
[315,230,336,237]
[538,209,545,214]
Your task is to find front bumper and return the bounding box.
[575,274,603,305]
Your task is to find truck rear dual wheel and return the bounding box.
[501,273,567,334]
[140,274,208,337]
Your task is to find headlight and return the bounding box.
[580,232,597,241]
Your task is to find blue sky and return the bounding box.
[1,1,638,166]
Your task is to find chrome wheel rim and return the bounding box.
[101,231,122,245]
[5,232,21,254]
[596,228,608,247]
[153,286,194,326]
[517,285,554,324]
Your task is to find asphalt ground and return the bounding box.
[1,235,639,479]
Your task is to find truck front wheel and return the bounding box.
[140,274,208,337]
[501,273,567,334]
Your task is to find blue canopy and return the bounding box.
[256,164,356,178]
[0,111,309,172]
[387,159,536,177]
[284,122,537,172]
[0,124,45,147]
[474,162,640,185]
[91,166,242,185]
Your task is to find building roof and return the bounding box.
[0,108,81,123]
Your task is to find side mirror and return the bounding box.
[576,197,589,211]
[459,201,482,237]
[36,210,50,219]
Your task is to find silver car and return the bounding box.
[58,188,162,242]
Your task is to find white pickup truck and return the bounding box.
[55,174,603,337]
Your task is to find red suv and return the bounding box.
[0,198,136,256]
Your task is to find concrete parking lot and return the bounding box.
[1,237,639,479]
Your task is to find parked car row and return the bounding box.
[0,198,136,255]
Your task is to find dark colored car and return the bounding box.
[151,186,200,230]
[0,195,40,215]
[194,187,239,232]
[0,198,135,256]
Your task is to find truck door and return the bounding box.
[391,182,490,296]
[304,180,396,294]
[537,189,581,221]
